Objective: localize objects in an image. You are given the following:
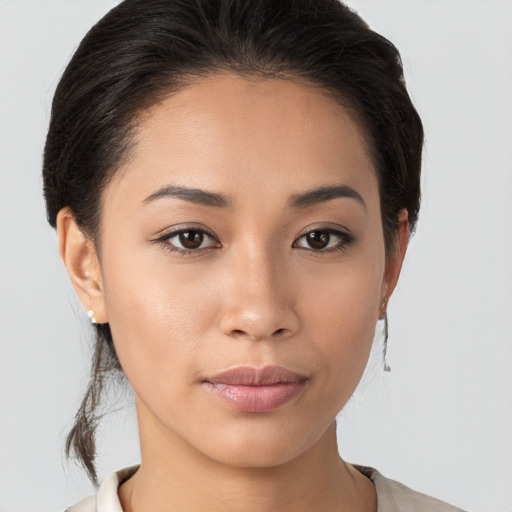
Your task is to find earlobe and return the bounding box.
[380,209,409,312]
[56,208,107,324]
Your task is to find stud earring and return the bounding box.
[86,309,97,324]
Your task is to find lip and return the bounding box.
[202,366,308,413]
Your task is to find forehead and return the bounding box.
[106,72,379,214]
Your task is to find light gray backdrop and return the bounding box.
[0,1,510,511]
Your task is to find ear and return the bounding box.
[380,209,409,316]
[56,207,108,324]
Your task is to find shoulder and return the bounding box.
[65,495,95,512]
[65,465,140,512]
[353,464,467,512]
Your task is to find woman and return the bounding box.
[42,0,465,510]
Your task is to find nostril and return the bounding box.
[230,327,288,339]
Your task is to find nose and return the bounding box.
[218,245,300,342]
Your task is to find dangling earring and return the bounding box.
[86,309,97,324]
[380,298,391,372]
[382,312,391,372]
[380,297,387,317]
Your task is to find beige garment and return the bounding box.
[66,464,466,512]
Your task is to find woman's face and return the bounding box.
[87,73,404,467]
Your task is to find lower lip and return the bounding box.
[203,381,307,413]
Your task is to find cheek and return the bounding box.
[100,246,220,388]
[300,254,384,399]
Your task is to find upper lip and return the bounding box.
[205,365,308,386]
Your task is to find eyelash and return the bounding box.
[154,226,355,257]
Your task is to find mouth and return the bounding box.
[202,365,308,413]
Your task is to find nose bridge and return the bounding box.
[219,238,299,341]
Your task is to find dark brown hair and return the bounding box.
[43,0,423,486]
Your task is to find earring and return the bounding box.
[86,309,97,324]
[380,297,387,317]
[382,310,391,373]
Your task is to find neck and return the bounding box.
[118,400,376,512]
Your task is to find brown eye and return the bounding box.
[305,230,330,250]
[179,230,204,249]
[294,227,355,253]
[156,227,220,255]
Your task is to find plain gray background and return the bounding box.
[0,1,511,511]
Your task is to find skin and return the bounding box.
[58,72,409,512]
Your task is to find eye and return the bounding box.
[155,227,221,255]
[154,225,353,256]
[293,227,354,253]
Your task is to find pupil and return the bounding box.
[308,230,329,249]
[180,231,203,249]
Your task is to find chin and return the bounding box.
[208,443,305,469]
[192,419,329,469]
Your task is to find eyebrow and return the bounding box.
[288,184,366,209]
[143,185,233,208]
[142,183,366,210]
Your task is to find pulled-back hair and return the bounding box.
[43,0,423,486]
